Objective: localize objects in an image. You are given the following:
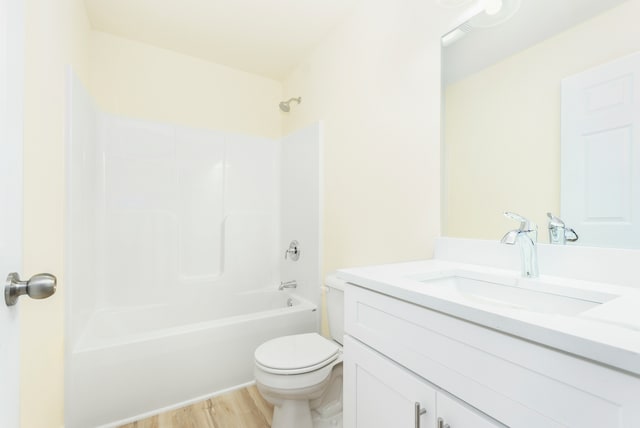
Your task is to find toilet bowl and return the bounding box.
[254,275,346,428]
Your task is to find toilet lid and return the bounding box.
[255,333,340,374]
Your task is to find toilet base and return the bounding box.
[312,409,343,428]
[272,399,314,428]
[270,403,343,428]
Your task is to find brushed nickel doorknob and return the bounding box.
[4,272,56,306]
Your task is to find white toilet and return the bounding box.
[254,275,345,428]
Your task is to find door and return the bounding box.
[0,0,24,425]
[1,1,56,426]
[561,52,640,248]
[344,336,437,428]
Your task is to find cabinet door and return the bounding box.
[437,393,504,428]
[344,336,437,428]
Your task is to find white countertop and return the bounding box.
[338,259,640,376]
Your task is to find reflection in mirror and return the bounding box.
[442,0,640,248]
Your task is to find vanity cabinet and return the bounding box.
[343,284,640,428]
[344,335,502,428]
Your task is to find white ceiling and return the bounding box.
[443,0,630,85]
[84,0,358,81]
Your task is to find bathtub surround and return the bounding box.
[280,123,323,310]
[66,73,321,427]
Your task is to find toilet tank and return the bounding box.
[325,274,346,345]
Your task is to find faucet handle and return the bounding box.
[284,240,300,261]
[547,212,565,227]
[547,212,579,243]
[565,228,579,242]
[504,211,536,231]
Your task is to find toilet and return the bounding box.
[254,275,346,428]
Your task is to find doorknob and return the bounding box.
[4,272,57,306]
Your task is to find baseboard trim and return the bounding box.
[96,381,256,428]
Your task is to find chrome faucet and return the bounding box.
[547,212,578,245]
[278,280,297,291]
[501,212,539,278]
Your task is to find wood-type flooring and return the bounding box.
[118,385,273,428]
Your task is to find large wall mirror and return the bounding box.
[442,0,640,248]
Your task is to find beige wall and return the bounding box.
[22,0,91,427]
[444,0,640,242]
[89,31,283,139]
[283,0,460,275]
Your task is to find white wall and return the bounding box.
[444,0,640,241]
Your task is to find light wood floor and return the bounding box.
[118,385,273,428]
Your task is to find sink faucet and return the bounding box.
[501,212,539,278]
[278,280,297,291]
[547,212,578,245]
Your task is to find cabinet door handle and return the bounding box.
[414,402,427,428]
[437,417,451,428]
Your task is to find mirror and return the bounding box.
[442,0,640,248]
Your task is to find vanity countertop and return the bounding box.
[338,259,640,376]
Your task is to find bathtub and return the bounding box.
[65,291,318,428]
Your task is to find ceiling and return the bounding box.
[84,0,358,81]
[443,0,630,85]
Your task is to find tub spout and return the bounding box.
[279,280,297,291]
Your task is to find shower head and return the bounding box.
[279,97,302,112]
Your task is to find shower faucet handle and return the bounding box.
[284,240,300,261]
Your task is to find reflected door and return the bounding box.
[561,51,640,248]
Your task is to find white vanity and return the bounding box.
[339,238,640,428]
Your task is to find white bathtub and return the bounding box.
[65,291,318,428]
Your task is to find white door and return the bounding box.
[561,52,640,248]
[1,1,56,426]
[343,336,437,428]
[0,0,24,425]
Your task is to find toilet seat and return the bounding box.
[255,333,340,375]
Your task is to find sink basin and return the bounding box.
[414,271,619,316]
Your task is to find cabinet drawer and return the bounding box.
[345,284,640,428]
